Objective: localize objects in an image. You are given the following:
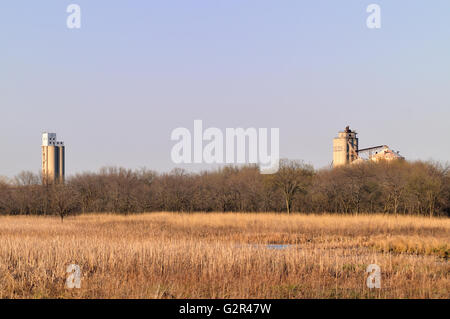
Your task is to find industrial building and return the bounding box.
[41,132,65,184]
[332,126,404,168]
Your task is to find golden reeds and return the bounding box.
[0,213,448,298]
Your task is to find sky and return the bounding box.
[1,0,449,177]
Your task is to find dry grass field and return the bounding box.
[0,213,448,299]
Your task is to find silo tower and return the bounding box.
[42,132,65,184]
[333,126,359,167]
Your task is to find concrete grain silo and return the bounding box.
[333,126,359,167]
[332,126,405,168]
[42,133,65,184]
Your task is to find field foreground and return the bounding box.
[0,213,448,299]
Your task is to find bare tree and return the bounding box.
[50,184,78,222]
[269,159,314,214]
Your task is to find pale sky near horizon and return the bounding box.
[1,1,449,177]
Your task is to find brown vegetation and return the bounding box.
[0,160,449,217]
[0,213,448,299]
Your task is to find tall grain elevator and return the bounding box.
[42,133,65,184]
[333,126,359,167]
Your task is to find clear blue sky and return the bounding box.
[1,1,449,177]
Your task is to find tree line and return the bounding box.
[0,159,448,219]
